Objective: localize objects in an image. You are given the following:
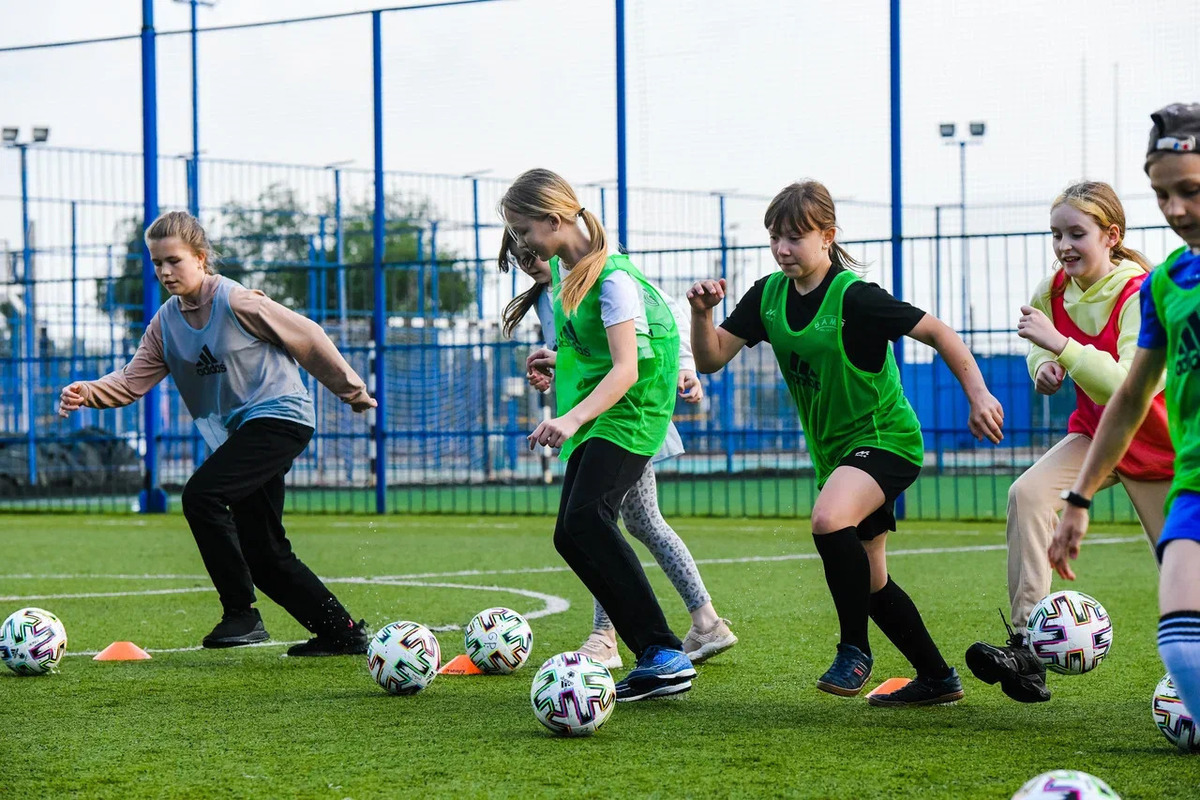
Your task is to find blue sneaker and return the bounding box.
[615,645,696,702]
[816,643,873,696]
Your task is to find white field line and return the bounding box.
[0,535,1145,588]
[37,577,571,657]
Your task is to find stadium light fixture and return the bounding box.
[2,128,18,144]
[32,127,50,143]
[969,121,986,137]
[939,123,956,138]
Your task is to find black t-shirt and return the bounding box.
[720,266,926,373]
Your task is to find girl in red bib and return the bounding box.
[967,181,1172,703]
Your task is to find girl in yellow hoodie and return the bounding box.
[966,181,1172,703]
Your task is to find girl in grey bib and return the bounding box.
[58,211,377,656]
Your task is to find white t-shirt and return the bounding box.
[533,271,695,372]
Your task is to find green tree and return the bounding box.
[99,183,474,326]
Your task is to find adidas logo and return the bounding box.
[196,344,228,376]
[1175,312,1200,377]
[786,352,821,391]
[559,319,592,357]
[854,450,870,458]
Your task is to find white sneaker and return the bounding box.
[682,618,738,664]
[575,630,622,669]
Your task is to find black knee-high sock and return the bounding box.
[869,576,951,680]
[812,527,871,655]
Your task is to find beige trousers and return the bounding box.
[1006,432,1167,628]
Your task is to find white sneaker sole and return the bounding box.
[685,633,738,664]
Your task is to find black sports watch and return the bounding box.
[1060,490,1092,510]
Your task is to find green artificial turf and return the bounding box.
[1,514,1197,798]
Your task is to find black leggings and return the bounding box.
[553,438,681,657]
[180,418,354,635]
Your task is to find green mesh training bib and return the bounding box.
[759,269,923,485]
[550,254,680,461]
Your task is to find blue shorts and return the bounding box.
[1158,491,1200,560]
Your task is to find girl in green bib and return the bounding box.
[500,168,696,702]
[1051,102,1200,724]
[689,181,1005,707]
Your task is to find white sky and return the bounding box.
[4,1,1199,228]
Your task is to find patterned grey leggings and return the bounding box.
[593,463,711,631]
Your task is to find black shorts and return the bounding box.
[834,446,922,541]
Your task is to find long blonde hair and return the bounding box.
[144,210,217,274]
[1049,181,1153,298]
[500,169,605,315]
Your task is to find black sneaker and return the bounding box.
[202,608,270,649]
[287,619,371,657]
[816,643,874,697]
[965,611,1050,703]
[867,668,965,707]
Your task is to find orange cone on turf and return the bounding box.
[438,654,483,675]
[93,641,152,661]
[867,677,911,698]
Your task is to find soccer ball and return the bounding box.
[464,607,533,674]
[0,607,68,676]
[366,621,441,695]
[530,652,616,736]
[1152,673,1200,752]
[1011,770,1120,799]
[1025,590,1112,675]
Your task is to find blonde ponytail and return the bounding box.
[558,208,608,314]
[499,169,608,316]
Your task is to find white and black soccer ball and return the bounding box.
[1152,673,1200,753]
[530,652,615,737]
[0,607,68,676]
[1011,769,1120,799]
[1025,590,1112,675]
[464,607,533,674]
[366,621,441,695]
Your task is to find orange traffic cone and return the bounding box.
[866,677,911,698]
[438,654,483,675]
[93,641,152,661]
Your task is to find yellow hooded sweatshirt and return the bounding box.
[1026,261,1164,405]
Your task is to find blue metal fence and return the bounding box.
[0,140,1186,519]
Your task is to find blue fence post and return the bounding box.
[19,144,37,487]
[889,0,906,520]
[139,0,166,513]
[934,205,944,472]
[472,177,483,319]
[615,0,628,250]
[69,200,81,431]
[718,193,734,473]
[332,167,347,350]
[371,9,388,514]
[430,220,440,317]
[318,214,329,326]
[416,229,425,314]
